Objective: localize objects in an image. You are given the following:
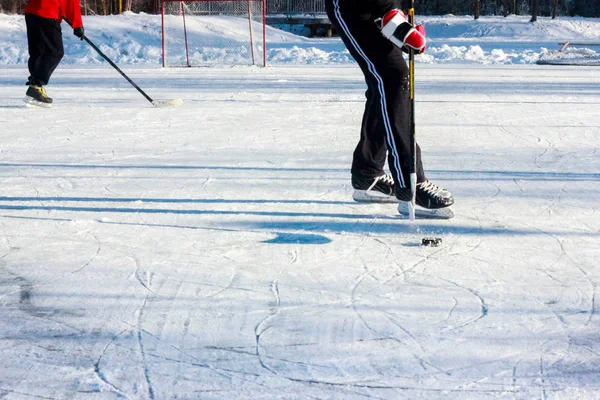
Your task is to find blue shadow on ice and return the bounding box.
[0,163,598,181]
[0,204,392,220]
[0,162,348,173]
[227,220,597,238]
[0,196,355,205]
[263,233,332,245]
[0,204,596,238]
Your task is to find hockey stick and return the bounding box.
[407,1,417,221]
[65,19,183,108]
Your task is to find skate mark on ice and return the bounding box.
[133,268,159,297]
[130,259,156,400]
[281,249,298,276]
[549,229,599,326]
[350,237,477,375]
[533,139,553,170]
[254,279,282,374]
[349,244,433,373]
[129,325,290,394]
[444,296,459,322]
[254,249,298,373]
[270,280,280,312]
[372,237,411,282]
[532,227,596,327]
[136,291,155,400]
[0,388,62,399]
[204,344,340,372]
[200,177,224,199]
[451,359,517,393]
[539,355,548,400]
[512,359,523,392]
[165,273,260,297]
[428,274,489,331]
[565,246,597,327]
[94,327,133,399]
[251,257,342,396]
[160,322,569,398]
[68,233,101,276]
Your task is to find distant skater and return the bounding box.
[325,0,454,218]
[24,0,85,107]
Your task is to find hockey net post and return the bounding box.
[161,0,267,67]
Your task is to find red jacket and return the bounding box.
[24,0,83,28]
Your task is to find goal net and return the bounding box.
[161,0,267,67]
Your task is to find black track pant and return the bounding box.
[25,14,64,86]
[325,0,425,190]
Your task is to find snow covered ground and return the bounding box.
[1,12,600,400]
[1,13,600,65]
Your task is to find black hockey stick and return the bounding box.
[407,1,417,220]
[65,19,182,108]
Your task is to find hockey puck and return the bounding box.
[422,237,442,247]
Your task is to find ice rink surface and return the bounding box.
[0,64,599,399]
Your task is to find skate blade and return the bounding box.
[398,202,455,219]
[353,189,399,203]
[23,97,52,108]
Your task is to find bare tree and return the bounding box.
[474,0,480,19]
[552,0,559,18]
[530,0,538,21]
[503,0,509,16]
[1,0,25,13]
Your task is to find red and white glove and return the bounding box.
[380,9,426,54]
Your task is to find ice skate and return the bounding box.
[24,84,52,108]
[352,173,398,203]
[397,181,454,219]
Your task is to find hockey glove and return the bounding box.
[380,9,426,54]
[73,26,85,40]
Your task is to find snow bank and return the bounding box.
[537,46,600,65]
[1,12,599,65]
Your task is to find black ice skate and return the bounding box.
[397,181,455,219]
[24,85,53,108]
[352,173,398,203]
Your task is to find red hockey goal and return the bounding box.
[161,0,266,67]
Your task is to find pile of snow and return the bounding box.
[1,12,599,65]
[538,46,600,65]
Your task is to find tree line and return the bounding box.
[413,0,599,18]
[1,0,599,18]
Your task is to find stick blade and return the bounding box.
[398,203,455,220]
[409,173,417,221]
[152,99,183,108]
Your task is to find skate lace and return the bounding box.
[417,181,443,197]
[39,87,48,97]
[367,174,394,191]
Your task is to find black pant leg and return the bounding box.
[26,14,64,86]
[351,87,388,177]
[326,0,426,188]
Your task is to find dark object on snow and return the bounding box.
[422,237,442,247]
